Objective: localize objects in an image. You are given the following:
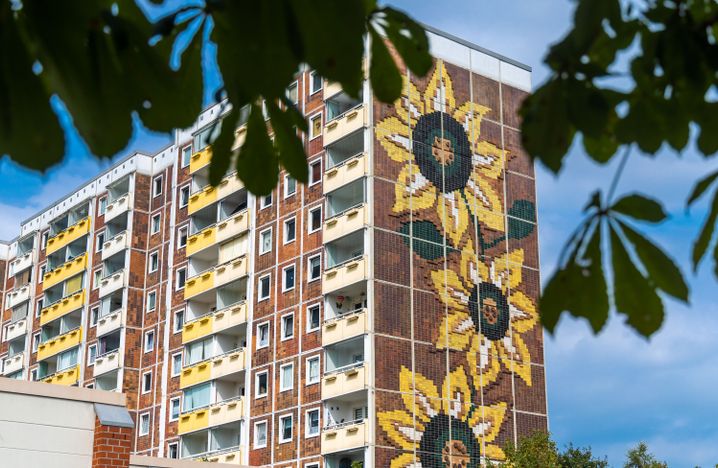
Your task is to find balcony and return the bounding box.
[322,256,368,295]
[37,327,82,361]
[190,147,212,174]
[93,350,121,377]
[323,204,368,244]
[188,185,218,216]
[185,269,215,300]
[6,284,31,310]
[187,225,216,257]
[43,253,87,290]
[216,210,249,244]
[40,290,85,326]
[102,231,130,261]
[2,353,24,375]
[190,447,243,465]
[180,348,246,389]
[183,302,248,344]
[4,318,27,342]
[99,269,126,298]
[216,175,244,201]
[324,152,368,194]
[97,308,124,337]
[324,80,343,99]
[10,250,34,276]
[185,257,248,301]
[46,217,90,255]
[104,193,132,223]
[179,397,244,435]
[42,365,79,386]
[322,363,368,400]
[324,104,367,146]
[322,309,368,347]
[321,420,369,455]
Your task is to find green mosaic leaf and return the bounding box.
[507,200,536,240]
[399,221,445,261]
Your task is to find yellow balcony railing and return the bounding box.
[182,302,248,345]
[321,362,369,400]
[178,406,210,434]
[40,290,85,326]
[180,348,246,389]
[321,420,369,455]
[178,397,244,435]
[186,226,216,257]
[322,308,368,347]
[188,185,218,215]
[322,256,369,295]
[43,253,88,290]
[189,147,212,174]
[46,217,91,255]
[37,327,82,361]
[184,269,215,300]
[43,365,80,386]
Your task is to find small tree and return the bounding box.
[559,443,608,468]
[624,442,668,468]
[488,432,608,468]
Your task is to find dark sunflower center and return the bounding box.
[469,283,510,341]
[412,111,472,193]
[418,413,482,468]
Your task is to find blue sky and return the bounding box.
[1,1,716,466]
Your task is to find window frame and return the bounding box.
[171,352,183,377]
[253,420,268,448]
[167,442,179,459]
[279,362,294,392]
[286,80,299,104]
[306,303,321,333]
[173,310,184,334]
[153,175,163,197]
[181,145,192,168]
[179,185,190,208]
[259,227,272,255]
[283,217,296,244]
[255,370,269,399]
[87,344,97,366]
[141,371,152,394]
[310,71,323,94]
[306,356,320,385]
[309,159,322,186]
[35,298,44,318]
[305,408,320,438]
[257,274,271,302]
[151,213,162,235]
[175,267,187,291]
[32,332,40,352]
[148,251,159,273]
[98,196,108,216]
[278,413,293,443]
[282,264,296,292]
[308,111,323,140]
[169,397,181,421]
[144,330,155,353]
[280,312,295,341]
[177,226,188,249]
[95,231,106,252]
[90,306,99,327]
[308,206,322,233]
[260,192,272,210]
[147,290,157,312]
[139,412,151,435]
[256,321,270,349]
[307,254,321,282]
[284,174,297,198]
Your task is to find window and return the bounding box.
[260,192,272,209]
[180,186,190,207]
[281,313,294,341]
[257,322,269,349]
[173,310,184,334]
[307,304,320,332]
[87,344,97,366]
[144,330,155,353]
[310,71,322,94]
[182,146,192,167]
[32,333,40,352]
[30,368,38,381]
[177,226,188,248]
[176,268,187,290]
[90,307,99,327]
[147,291,157,311]
[309,160,321,185]
[99,196,107,215]
[149,252,159,273]
[96,232,105,252]
[39,265,46,283]
[185,338,212,366]
[170,397,181,421]
[153,176,163,197]
[284,175,296,198]
[309,113,322,139]
[308,255,321,282]
[142,371,152,394]
[306,356,320,384]
[280,363,294,391]
[93,269,102,289]
[172,352,182,377]
[183,382,210,411]
[283,217,296,244]
[255,371,268,398]
[279,414,293,443]
[258,274,270,301]
[259,228,272,255]
[139,413,150,435]
[306,409,320,437]
[254,421,268,448]
[35,298,43,318]
[309,206,322,233]
[283,265,295,292]
[168,442,179,459]
[41,232,48,250]
[151,213,161,234]
[286,81,298,104]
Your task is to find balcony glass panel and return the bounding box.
[326,179,365,218]
[325,336,364,372]
[326,130,364,168]
[326,91,362,121]
[325,231,364,269]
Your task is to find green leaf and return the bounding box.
[692,188,718,271]
[507,200,536,241]
[611,193,667,223]
[268,101,308,184]
[583,134,618,164]
[368,28,403,104]
[235,103,279,195]
[617,220,689,302]
[610,225,664,337]
[379,6,431,76]
[540,221,609,334]
[208,108,236,187]
[686,169,718,206]
[399,221,446,260]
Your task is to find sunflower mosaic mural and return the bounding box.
[374,58,542,464]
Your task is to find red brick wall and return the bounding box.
[91,417,132,468]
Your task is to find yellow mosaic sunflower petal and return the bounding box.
[444,308,475,351]
[474,140,505,180]
[424,60,456,112]
[453,102,491,150]
[377,409,421,450]
[481,401,508,444]
[510,290,538,334]
[431,269,471,311]
[390,453,417,468]
[467,334,501,387]
[459,239,481,287]
[393,163,438,214]
[442,366,472,421]
[376,115,412,163]
[492,249,524,293]
[437,191,470,247]
[401,79,425,128]
[500,333,533,386]
[400,368,441,423]
[485,443,507,462]
[465,177,505,233]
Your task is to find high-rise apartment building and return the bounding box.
[0,27,545,467]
